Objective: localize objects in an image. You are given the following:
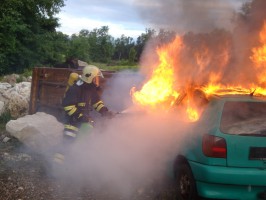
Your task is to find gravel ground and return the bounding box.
[0,129,178,200]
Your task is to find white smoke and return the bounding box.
[102,70,145,112]
[49,71,194,198]
[57,110,191,197]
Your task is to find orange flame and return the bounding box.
[132,36,182,109]
[251,21,266,65]
[186,105,199,122]
[131,22,266,122]
[250,21,266,85]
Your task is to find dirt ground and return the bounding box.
[0,129,178,200]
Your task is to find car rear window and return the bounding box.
[220,101,266,135]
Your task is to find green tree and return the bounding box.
[68,32,91,62]
[37,32,69,66]
[128,47,137,65]
[87,26,114,63]
[113,34,135,61]
[0,0,64,74]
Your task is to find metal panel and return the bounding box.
[29,67,115,121]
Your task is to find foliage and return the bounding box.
[35,31,70,66]
[90,62,139,71]
[88,26,114,62]
[0,0,65,74]
[0,111,13,124]
[67,33,90,62]
[113,35,135,61]
[103,64,139,72]
[128,47,137,64]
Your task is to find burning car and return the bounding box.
[172,93,266,200]
[130,25,266,199]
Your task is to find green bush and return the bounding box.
[0,111,12,124]
[91,61,139,71]
[22,68,33,77]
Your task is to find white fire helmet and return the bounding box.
[80,65,104,85]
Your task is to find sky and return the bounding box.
[56,0,249,39]
[56,0,146,39]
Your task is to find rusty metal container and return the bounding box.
[29,67,115,121]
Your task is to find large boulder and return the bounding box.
[6,112,64,152]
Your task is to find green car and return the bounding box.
[173,95,266,200]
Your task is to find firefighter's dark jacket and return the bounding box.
[62,80,108,123]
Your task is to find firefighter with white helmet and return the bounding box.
[53,65,113,164]
[80,65,103,85]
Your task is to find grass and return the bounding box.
[0,123,6,131]
[0,111,12,124]
[0,111,13,133]
[91,62,139,72]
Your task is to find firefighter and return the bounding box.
[53,65,113,164]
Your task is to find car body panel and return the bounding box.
[173,95,266,199]
[225,134,266,168]
[197,181,266,200]
[189,160,266,186]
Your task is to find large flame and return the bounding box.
[250,21,266,85]
[251,21,266,65]
[132,36,181,109]
[131,21,266,122]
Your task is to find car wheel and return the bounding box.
[176,163,197,200]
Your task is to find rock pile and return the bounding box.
[1,73,64,151]
[0,74,32,118]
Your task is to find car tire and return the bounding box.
[176,162,197,200]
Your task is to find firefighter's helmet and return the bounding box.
[80,65,104,84]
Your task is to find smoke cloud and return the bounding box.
[65,112,190,196]
[134,0,247,33]
[102,70,145,112]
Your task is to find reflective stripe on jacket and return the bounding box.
[62,80,108,122]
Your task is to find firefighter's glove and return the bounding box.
[78,113,93,123]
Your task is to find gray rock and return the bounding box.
[2,136,11,143]
[7,93,29,118]
[6,112,64,153]
[0,82,12,94]
[3,82,31,118]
